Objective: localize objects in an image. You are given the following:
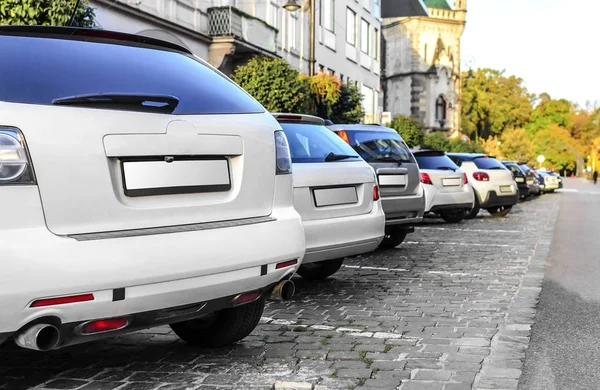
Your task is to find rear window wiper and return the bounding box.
[324,152,358,162]
[52,93,179,113]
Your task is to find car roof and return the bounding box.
[271,113,325,126]
[446,153,488,160]
[328,124,398,134]
[0,25,192,54]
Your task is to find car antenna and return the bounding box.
[66,0,82,26]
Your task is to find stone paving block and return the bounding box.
[481,367,521,379]
[400,381,444,390]
[413,370,452,381]
[336,368,373,379]
[273,380,313,389]
[326,351,361,360]
[475,378,519,389]
[359,378,402,388]
[41,379,90,389]
[443,383,472,390]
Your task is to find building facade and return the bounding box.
[381,0,466,133]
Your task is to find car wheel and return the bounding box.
[379,228,408,249]
[487,205,512,217]
[170,296,265,348]
[297,258,344,280]
[465,196,480,220]
[440,209,466,223]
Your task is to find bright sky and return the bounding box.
[460,0,599,108]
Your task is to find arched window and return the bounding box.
[435,96,447,121]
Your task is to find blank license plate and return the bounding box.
[122,159,231,197]
[378,175,406,186]
[442,178,461,186]
[313,187,358,207]
[515,177,525,183]
[500,185,513,193]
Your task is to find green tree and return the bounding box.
[304,72,341,120]
[461,68,533,141]
[532,124,578,172]
[231,57,312,114]
[499,128,534,163]
[0,0,96,27]
[329,83,365,124]
[389,115,424,147]
[527,94,573,134]
[422,132,450,151]
[480,135,502,158]
[447,138,485,153]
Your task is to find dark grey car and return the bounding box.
[328,124,425,248]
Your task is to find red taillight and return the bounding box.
[231,291,262,305]
[81,317,128,335]
[276,259,299,269]
[31,294,94,308]
[336,130,351,145]
[373,184,380,201]
[420,173,432,185]
[463,172,468,184]
[473,172,490,181]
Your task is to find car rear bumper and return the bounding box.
[302,200,385,264]
[381,188,425,226]
[0,186,306,343]
[422,184,474,213]
[480,191,520,208]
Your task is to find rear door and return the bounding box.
[280,122,375,221]
[0,33,278,235]
[472,157,515,193]
[414,152,465,193]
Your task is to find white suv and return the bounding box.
[412,150,475,223]
[274,114,385,280]
[447,153,519,218]
[0,26,305,351]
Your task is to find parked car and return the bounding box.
[273,114,385,279]
[327,124,425,248]
[447,153,519,218]
[0,26,307,351]
[538,171,560,193]
[411,150,475,223]
[547,171,564,188]
[518,163,542,196]
[502,161,530,199]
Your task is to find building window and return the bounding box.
[288,13,298,50]
[360,19,370,54]
[373,27,379,60]
[328,68,335,75]
[424,43,428,63]
[361,84,374,115]
[324,0,335,32]
[436,96,447,121]
[346,8,356,45]
[373,0,380,18]
[267,1,279,28]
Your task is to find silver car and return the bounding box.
[328,124,425,248]
[274,115,386,280]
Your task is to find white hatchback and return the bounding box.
[412,150,475,223]
[274,114,385,280]
[0,26,305,351]
[447,153,519,218]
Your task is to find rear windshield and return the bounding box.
[343,130,415,164]
[280,123,360,163]
[504,164,524,176]
[473,157,506,170]
[414,153,459,171]
[0,35,264,115]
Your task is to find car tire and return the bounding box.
[379,228,408,249]
[487,205,512,217]
[465,196,480,220]
[440,209,466,223]
[170,296,265,348]
[297,258,344,280]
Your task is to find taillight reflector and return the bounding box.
[420,173,433,185]
[81,317,128,335]
[31,294,94,308]
[336,130,351,145]
[463,173,468,184]
[473,172,490,181]
[373,184,380,201]
[232,291,262,305]
[276,259,299,269]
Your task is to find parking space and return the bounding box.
[0,195,559,390]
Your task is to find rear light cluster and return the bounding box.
[373,184,380,201]
[463,173,468,184]
[30,293,94,308]
[420,173,432,185]
[336,130,351,145]
[81,318,128,335]
[274,131,292,175]
[472,172,490,181]
[0,127,35,184]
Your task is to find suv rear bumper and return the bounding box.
[381,189,425,227]
[303,200,385,264]
[0,185,305,345]
[480,191,520,208]
[423,184,474,213]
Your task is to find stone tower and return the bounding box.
[382,0,467,133]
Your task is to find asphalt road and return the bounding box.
[519,178,600,390]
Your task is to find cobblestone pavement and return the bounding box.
[0,194,559,390]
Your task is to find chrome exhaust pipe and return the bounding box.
[269,280,295,301]
[15,323,60,351]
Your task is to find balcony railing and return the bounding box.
[208,6,278,53]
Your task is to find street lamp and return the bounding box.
[461,56,476,80]
[284,0,316,76]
